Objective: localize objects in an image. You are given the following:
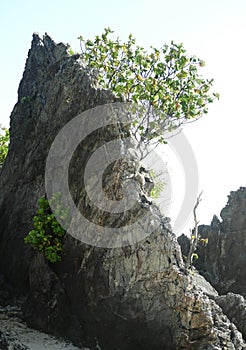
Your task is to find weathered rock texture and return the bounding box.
[215,293,246,340]
[180,187,246,298]
[0,34,245,349]
[178,188,246,346]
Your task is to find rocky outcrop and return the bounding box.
[177,233,190,257]
[0,34,245,349]
[180,188,246,297]
[215,293,246,340]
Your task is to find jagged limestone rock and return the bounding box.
[0,34,245,349]
[181,187,246,298]
[215,293,246,340]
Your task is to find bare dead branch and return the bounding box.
[186,191,203,269]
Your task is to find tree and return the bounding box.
[78,28,219,146]
[0,126,10,165]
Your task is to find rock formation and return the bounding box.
[178,187,246,346]
[215,293,246,340]
[179,187,246,298]
[0,34,245,349]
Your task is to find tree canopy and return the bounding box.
[78,28,219,145]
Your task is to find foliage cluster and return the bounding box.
[0,126,10,164]
[24,193,70,263]
[149,170,165,199]
[79,28,219,145]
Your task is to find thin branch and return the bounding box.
[186,191,203,269]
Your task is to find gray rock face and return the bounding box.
[215,293,246,340]
[0,34,245,349]
[0,33,115,292]
[189,188,246,297]
[220,188,246,233]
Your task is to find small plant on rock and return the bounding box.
[0,126,10,165]
[24,193,70,263]
[149,170,165,199]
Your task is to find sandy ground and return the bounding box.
[0,305,89,350]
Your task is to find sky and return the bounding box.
[0,0,245,235]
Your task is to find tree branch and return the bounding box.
[186,191,203,269]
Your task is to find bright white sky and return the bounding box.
[0,0,245,235]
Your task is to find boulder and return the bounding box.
[215,293,246,340]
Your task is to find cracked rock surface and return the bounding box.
[0,34,245,349]
[191,187,246,297]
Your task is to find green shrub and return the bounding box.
[0,126,10,164]
[24,193,70,263]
